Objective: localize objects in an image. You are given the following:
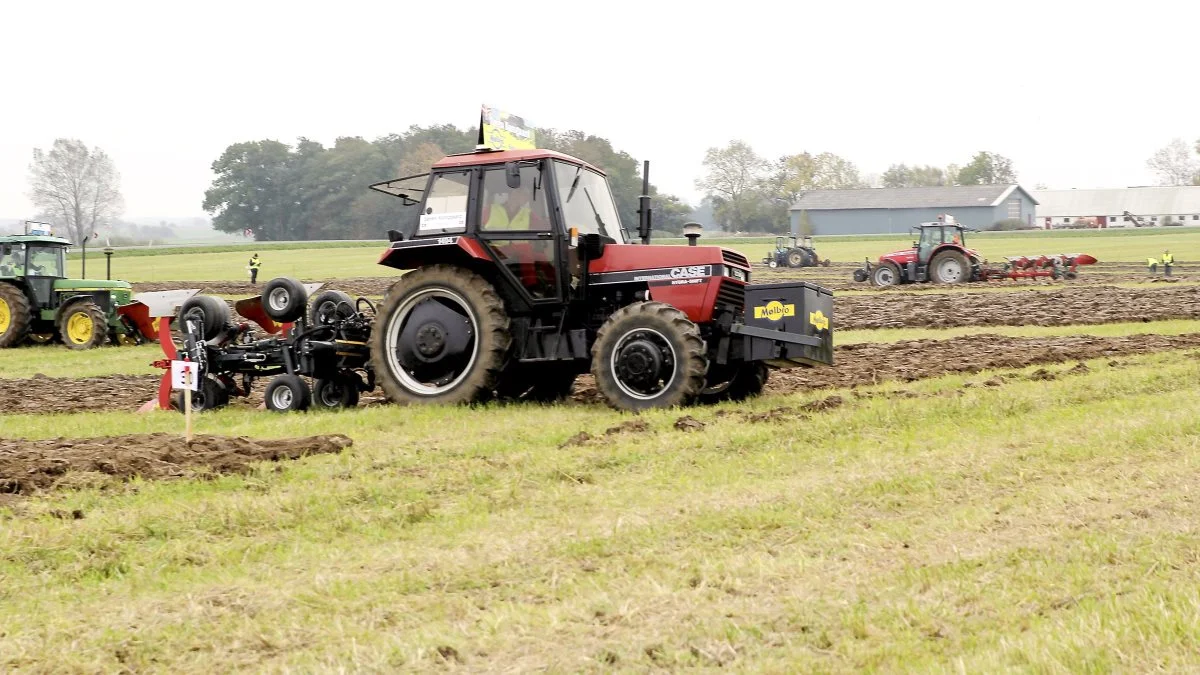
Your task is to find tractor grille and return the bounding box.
[716,279,745,312]
[722,250,750,269]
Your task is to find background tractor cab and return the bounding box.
[367,147,833,411]
[855,215,982,286]
[0,222,140,349]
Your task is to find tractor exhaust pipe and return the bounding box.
[637,160,652,245]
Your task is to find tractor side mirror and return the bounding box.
[504,162,521,189]
[582,233,605,259]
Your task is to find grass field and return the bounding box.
[3,348,1200,670]
[66,228,1200,282]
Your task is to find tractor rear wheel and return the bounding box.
[786,250,805,267]
[313,373,361,409]
[0,282,31,348]
[58,302,108,350]
[370,265,511,406]
[931,251,971,284]
[871,262,901,287]
[591,301,708,411]
[698,362,768,404]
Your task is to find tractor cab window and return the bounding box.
[417,170,471,236]
[26,245,64,277]
[553,161,625,242]
[0,244,25,276]
[480,164,551,232]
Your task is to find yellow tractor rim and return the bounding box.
[66,311,95,344]
[0,298,9,334]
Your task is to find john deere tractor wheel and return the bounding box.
[698,362,769,404]
[931,251,971,284]
[0,283,31,348]
[263,277,308,323]
[58,302,108,350]
[592,301,708,411]
[313,373,361,409]
[174,376,229,412]
[871,262,901,287]
[370,265,511,406]
[265,374,311,412]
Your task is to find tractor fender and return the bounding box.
[377,236,490,271]
[54,291,111,322]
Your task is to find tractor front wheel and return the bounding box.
[871,262,901,287]
[58,302,108,350]
[0,282,31,348]
[370,265,511,406]
[592,301,708,411]
[931,251,971,284]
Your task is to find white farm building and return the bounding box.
[1031,186,1200,229]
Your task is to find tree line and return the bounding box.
[200,125,695,241]
[694,141,1018,232]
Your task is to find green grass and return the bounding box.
[4,351,1200,670]
[0,343,163,379]
[65,229,1200,282]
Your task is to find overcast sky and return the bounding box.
[1,0,1195,220]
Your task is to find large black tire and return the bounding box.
[370,265,511,405]
[698,362,769,404]
[265,374,311,412]
[591,301,708,411]
[0,282,31,348]
[931,250,971,284]
[179,295,230,341]
[871,262,901,287]
[58,301,108,350]
[174,376,229,412]
[262,277,308,323]
[786,249,805,268]
[309,290,355,326]
[312,373,361,409]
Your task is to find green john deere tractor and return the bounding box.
[0,233,137,349]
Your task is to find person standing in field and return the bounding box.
[1147,256,1158,275]
[249,253,262,284]
[1162,250,1174,277]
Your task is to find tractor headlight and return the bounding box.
[728,267,747,282]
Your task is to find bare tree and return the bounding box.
[695,140,768,231]
[27,139,124,244]
[1146,138,1199,186]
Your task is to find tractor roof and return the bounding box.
[0,234,73,246]
[433,148,605,174]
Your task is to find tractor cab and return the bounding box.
[366,147,834,411]
[913,223,967,266]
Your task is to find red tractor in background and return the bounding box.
[853,216,1096,286]
[366,148,833,411]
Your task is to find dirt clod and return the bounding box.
[1028,368,1058,381]
[0,433,352,496]
[674,416,705,432]
[605,420,649,436]
[800,395,845,413]
[560,432,592,448]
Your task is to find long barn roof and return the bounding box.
[790,184,1032,211]
[1031,186,1200,216]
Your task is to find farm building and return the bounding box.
[1030,186,1200,228]
[789,185,1038,236]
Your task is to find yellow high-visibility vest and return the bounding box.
[249,257,262,269]
[1162,253,1174,264]
[1148,257,1158,266]
[485,204,532,231]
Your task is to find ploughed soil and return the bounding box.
[753,261,1191,291]
[0,374,162,414]
[573,333,1200,403]
[836,284,1200,330]
[0,433,352,496]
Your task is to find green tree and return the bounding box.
[956,152,1017,185]
[695,141,768,232]
[882,163,947,187]
[203,140,305,241]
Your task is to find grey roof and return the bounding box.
[1031,186,1200,217]
[790,185,1035,211]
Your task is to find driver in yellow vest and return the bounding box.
[483,187,547,231]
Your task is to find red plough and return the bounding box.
[980,253,1098,281]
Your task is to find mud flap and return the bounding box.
[736,281,833,368]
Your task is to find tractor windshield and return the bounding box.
[26,245,65,277]
[554,161,625,243]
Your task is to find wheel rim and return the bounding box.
[272,385,294,409]
[0,298,9,334]
[385,288,479,396]
[875,267,895,285]
[66,311,94,344]
[610,327,677,400]
[320,380,345,406]
[268,287,290,312]
[788,253,802,266]
[938,258,964,282]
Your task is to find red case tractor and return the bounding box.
[367,148,834,411]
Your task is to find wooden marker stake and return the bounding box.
[184,367,193,442]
